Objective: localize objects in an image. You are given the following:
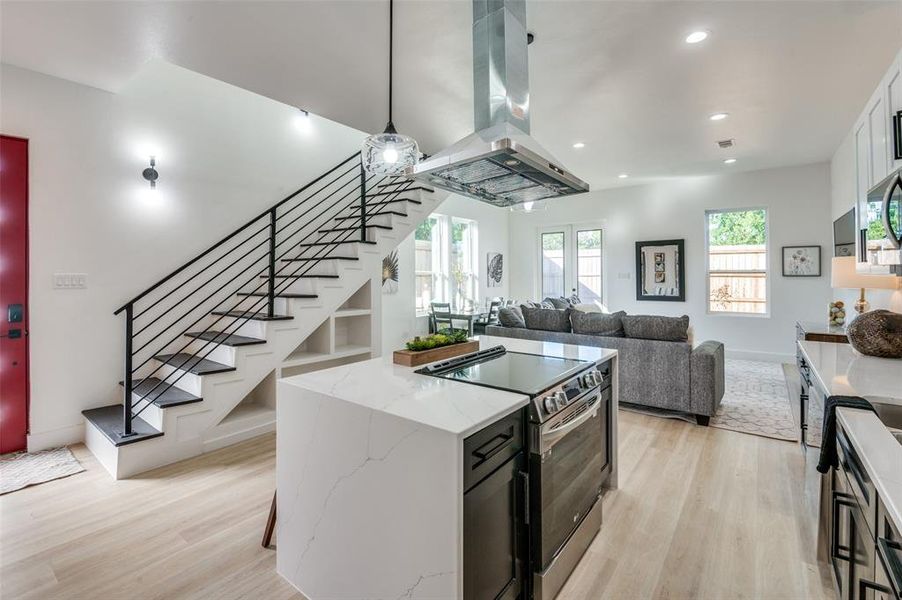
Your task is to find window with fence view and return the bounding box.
[706,208,767,314]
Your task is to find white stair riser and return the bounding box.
[150,363,205,396]
[233,295,290,315]
[182,339,237,366]
[293,242,361,259]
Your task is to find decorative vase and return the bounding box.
[847,310,902,359]
[829,300,846,327]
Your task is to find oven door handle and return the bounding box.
[542,398,599,442]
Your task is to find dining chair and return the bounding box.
[473,299,503,335]
[431,302,454,333]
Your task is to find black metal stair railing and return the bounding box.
[113,152,421,437]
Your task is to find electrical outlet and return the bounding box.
[53,273,87,289]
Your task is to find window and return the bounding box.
[415,214,478,313]
[706,208,768,315]
[538,225,604,305]
[414,216,441,312]
[541,231,565,298]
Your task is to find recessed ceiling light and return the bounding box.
[618,173,629,179]
[572,142,585,149]
[709,112,729,121]
[723,158,737,164]
[685,31,709,44]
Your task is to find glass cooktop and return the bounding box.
[421,350,590,396]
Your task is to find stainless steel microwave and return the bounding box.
[861,167,902,275]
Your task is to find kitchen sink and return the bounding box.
[873,402,902,430]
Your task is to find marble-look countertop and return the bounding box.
[279,334,618,439]
[837,408,902,533]
[798,340,902,406]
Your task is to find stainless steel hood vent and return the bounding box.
[411,0,589,207]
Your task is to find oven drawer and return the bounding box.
[463,410,524,492]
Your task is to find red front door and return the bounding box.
[0,135,29,454]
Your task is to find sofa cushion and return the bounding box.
[497,306,526,328]
[622,314,689,342]
[572,303,603,313]
[522,306,572,332]
[570,310,626,337]
[543,297,569,309]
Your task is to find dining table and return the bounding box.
[429,308,489,337]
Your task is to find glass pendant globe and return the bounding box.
[362,130,418,176]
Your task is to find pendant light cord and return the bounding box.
[388,0,394,127]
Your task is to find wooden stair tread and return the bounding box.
[236,291,318,299]
[119,378,203,408]
[295,240,377,247]
[210,310,292,321]
[366,186,433,197]
[153,353,236,375]
[281,256,358,263]
[82,405,163,447]
[185,331,266,347]
[334,211,407,222]
[318,225,392,233]
[258,274,340,279]
[352,198,422,208]
[377,182,434,192]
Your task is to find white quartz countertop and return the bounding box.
[798,340,902,405]
[279,335,618,438]
[837,408,902,533]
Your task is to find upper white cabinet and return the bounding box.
[888,51,902,171]
[852,48,902,273]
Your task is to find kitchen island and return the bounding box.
[275,335,618,600]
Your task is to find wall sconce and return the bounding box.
[142,156,159,189]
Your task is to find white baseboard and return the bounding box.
[725,349,794,364]
[27,422,84,452]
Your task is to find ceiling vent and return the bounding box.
[717,139,735,149]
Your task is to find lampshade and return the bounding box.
[361,125,419,177]
[831,256,899,290]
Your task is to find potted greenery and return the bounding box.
[393,329,479,367]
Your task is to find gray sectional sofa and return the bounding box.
[485,307,725,424]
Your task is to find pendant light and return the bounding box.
[361,0,419,176]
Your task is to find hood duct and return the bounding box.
[411,0,589,207]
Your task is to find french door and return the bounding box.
[537,225,604,305]
[0,135,29,454]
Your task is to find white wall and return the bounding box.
[509,163,835,362]
[380,194,510,354]
[0,62,368,450]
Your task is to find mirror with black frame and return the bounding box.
[635,239,685,301]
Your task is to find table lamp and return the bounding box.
[831,256,899,314]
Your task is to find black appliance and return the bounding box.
[419,346,612,600]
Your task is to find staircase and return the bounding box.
[84,152,447,478]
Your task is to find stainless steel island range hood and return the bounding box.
[410,0,589,207]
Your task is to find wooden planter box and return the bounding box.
[393,340,480,368]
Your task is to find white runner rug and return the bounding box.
[710,359,797,442]
[1,446,85,495]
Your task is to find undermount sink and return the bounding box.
[873,402,902,431]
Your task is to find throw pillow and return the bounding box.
[497,306,526,328]
[522,306,572,332]
[570,310,626,337]
[621,314,690,342]
[544,297,570,310]
[568,293,582,305]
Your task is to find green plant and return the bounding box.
[708,210,766,246]
[405,330,469,352]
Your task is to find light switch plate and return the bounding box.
[617,272,632,280]
[53,273,87,289]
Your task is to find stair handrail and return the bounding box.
[113,151,360,315]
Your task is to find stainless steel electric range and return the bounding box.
[418,346,613,600]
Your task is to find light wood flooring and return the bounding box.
[1,411,833,600]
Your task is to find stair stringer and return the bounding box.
[86,187,449,479]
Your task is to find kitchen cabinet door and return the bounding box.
[856,117,874,273]
[870,91,889,184]
[887,51,902,171]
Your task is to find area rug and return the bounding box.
[0,447,85,495]
[709,360,797,442]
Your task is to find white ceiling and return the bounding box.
[2,1,901,190]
